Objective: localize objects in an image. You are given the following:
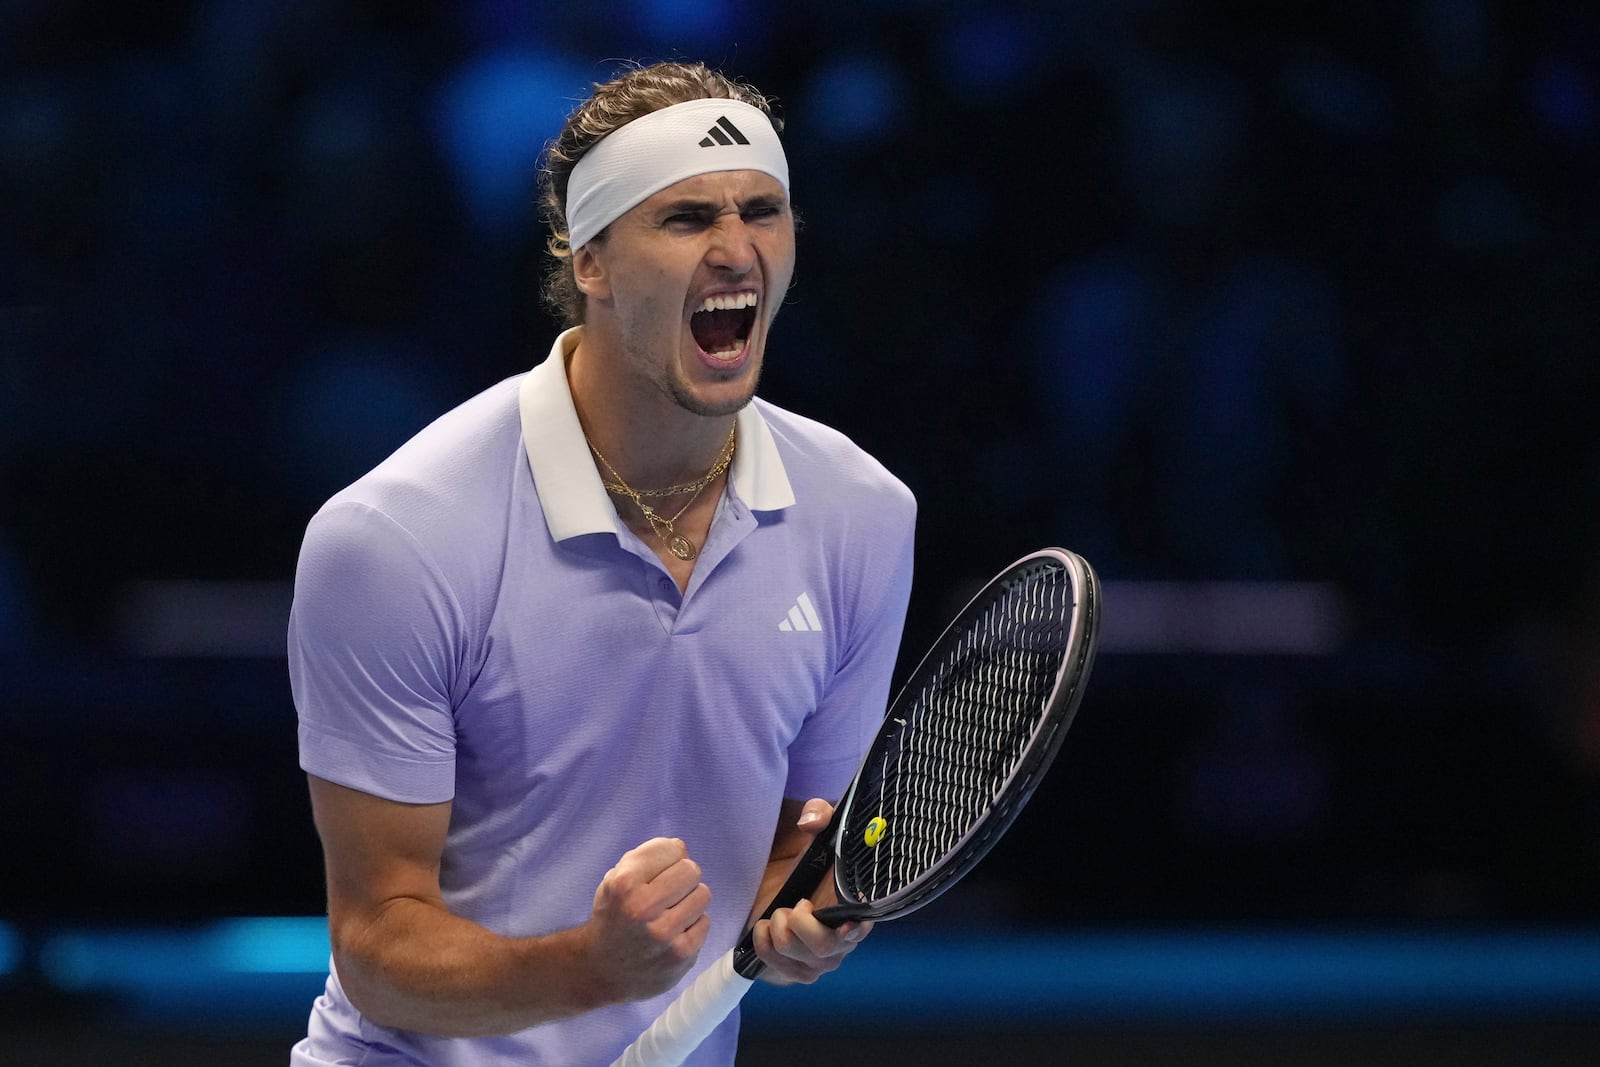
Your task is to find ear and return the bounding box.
[572,242,612,302]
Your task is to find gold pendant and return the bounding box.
[667,534,697,561]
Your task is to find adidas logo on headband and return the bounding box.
[699,116,750,147]
[566,99,789,250]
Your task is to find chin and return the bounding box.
[672,384,758,419]
[672,351,763,417]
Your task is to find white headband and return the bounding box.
[565,98,789,250]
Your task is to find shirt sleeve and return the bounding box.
[289,500,463,804]
[783,495,917,803]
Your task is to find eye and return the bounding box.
[664,211,712,231]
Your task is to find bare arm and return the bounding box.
[745,797,872,985]
[308,774,712,1036]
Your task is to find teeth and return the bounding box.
[697,291,759,313]
[708,342,744,360]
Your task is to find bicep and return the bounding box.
[308,773,454,935]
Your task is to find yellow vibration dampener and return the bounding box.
[864,817,888,847]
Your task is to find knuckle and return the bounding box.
[595,877,624,909]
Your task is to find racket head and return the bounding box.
[823,547,1100,922]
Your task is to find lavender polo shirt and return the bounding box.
[288,328,916,1066]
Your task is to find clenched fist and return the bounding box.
[583,837,713,1004]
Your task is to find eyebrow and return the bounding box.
[656,193,788,216]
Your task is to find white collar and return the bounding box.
[519,327,795,542]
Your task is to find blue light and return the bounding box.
[1281,57,1394,138]
[277,335,454,492]
[36,918,331,1024]
[37,932,95,990]
[630,0,763,52]
[39,919,330,989]
[1529,57,1597,145]
[430,48,590,238]
[0,921,19,976]
[802,56,908,144]
[26,922,1600,1027]
[937,10,1049,100]
[212,917,332,974]
[744,928,1600,1023]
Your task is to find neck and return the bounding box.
[577,389,735,572]
[590,423,735,499]
[566,328,738,489]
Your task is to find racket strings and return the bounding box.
[839,569,1075,901]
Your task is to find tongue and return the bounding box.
[692,308,744,352]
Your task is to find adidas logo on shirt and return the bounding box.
[699,116,751,148]
[778,592,823,633]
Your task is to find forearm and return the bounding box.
[333,897,607,1038]
[750,850,802,925]
[748,798,819,925]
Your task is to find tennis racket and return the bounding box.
[611,546,1102,1067]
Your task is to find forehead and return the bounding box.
[637,169,788,210]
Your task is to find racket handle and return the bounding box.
[609,948,754,1067]
[730,806,839,979]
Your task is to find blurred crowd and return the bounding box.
[1,0,1596,923]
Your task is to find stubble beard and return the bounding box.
[624,321,763,418]
[616,298,775,419]
[663,360,762,418]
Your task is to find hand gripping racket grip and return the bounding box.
[730,805,841,978]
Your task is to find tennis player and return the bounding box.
[287,60,917,1066]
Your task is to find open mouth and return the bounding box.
[690,291,759,360]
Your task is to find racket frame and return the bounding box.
[825,546,1100,920]
[731,547,1100,976]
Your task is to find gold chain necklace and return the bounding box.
[587,426,736,562]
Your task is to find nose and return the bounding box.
[706,214,757,274]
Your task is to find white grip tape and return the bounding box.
[611,949,755,1067]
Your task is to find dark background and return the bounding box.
[2,0,1598,1061]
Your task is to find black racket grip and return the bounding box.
[731,807,839,979]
